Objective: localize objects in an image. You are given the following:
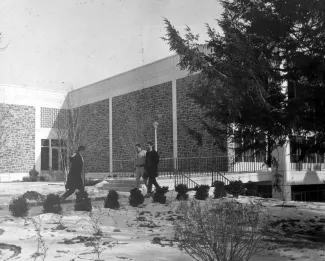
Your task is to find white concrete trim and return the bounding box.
[35,106,41,172]
[109,97,113,173]
[68,55,199,108]
[172,79,178,159]
[0,84,68,108]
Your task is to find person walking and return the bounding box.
[144,141,160,198]
[135,143,148,188]
[60,145,86,200]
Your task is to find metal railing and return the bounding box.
[290,154,325,171]
[112,156,268,177]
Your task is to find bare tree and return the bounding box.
[56,89,109,185]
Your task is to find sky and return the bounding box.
[0,0,223,91]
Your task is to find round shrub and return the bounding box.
[74,191,92,212]
[175,184,189,201]
[42,193,62,214]
[9,196,29,217]
[129,188,144,207]
[39,174,52,182]
[194,185,210,200]
[22,176,30,182]
[153,186,169,204]
[175,184,189,195]
[225,180,245,198]
[29,167,39,182]
[213,181,226,199]
[104,190,120,209]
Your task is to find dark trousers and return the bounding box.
[147,177,160,194]
[61,186,85,200]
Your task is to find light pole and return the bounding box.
[153,122,158,151]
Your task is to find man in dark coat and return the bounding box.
[60,145,86,200]
[144,141,160,198]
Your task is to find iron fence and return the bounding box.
[112,156,268,177]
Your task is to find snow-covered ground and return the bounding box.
[0,181,325,261]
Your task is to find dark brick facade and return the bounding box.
[112,82,173,161]
[77,100,110,173]
[0,104,35,173]
[177,74,225,158]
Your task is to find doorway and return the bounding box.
[40,139,67,180]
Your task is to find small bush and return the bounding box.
[175,184,189,195]
[22,176,30,182]
[213,181,226,199]
[9,196,29,217]
[175,184,189,201]
[29,167,39,182]
[174,199,268,261]
[129,188,144,207]
[225,180,245,198]
[74,191,92,212]
[245,181,258,196]
[39,174,52,182]
[104,190,120,209]
[113,174,117,178]
[153,186,169,204]
[194,185,210,200]
[43,193,62,214]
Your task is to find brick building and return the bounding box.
[0,55,224,181]
[1,54,324,202]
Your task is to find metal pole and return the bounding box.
[153,122,158,151]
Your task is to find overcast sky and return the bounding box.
[0,0,222,91]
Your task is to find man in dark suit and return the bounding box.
[60,145,86,200]
[144,141,160,198]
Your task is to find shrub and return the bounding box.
[175,184,189,201]
[225,180,245,198]
[174,199,268,261]
[245,181,258,196]
[194,185,210,200]
[39,174,52,182]
[42,193,62,214]
[153,186,169,204]
[213,181,226,199]
[9,196,29,217]
[22,176,30,182]
[113,174,117,178]
[129,188,144,207]
[74,191,92,212]
[104,190,120,209]
[175,184,189,195]
[29,167,39,181]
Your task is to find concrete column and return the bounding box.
[109,97,113,173]
[172,79,177,159]
[34,106,41,172]
[272,141,292,201]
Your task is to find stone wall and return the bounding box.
[77,100,110,173]
[112,82,173,162]
[176,74,226,158]
[0,104,35,173]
